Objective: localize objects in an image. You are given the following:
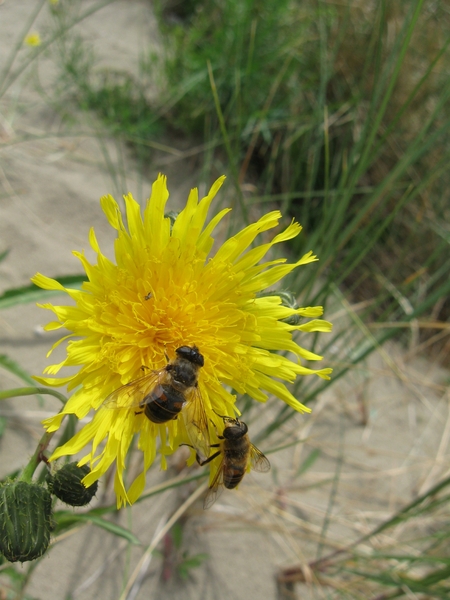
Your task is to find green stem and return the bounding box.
[0,386,67,404]
[19,430,55,483]
[0,387,67,482]
[207,61,248,223]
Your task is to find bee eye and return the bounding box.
[175,346,191,358]
[194,352,204,367]
[175,345,204,366]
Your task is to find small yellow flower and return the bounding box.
[24,32,41,47]
[33,175,332,507]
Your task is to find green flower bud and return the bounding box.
[0,480,52,562]
[257,289,302,325]
[165,210,179,231]
[46,462,98,507]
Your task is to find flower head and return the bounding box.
[24,32,41,47]
[33,175,332,507]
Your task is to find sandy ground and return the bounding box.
[0,2,449,599]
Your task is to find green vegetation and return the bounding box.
[0,0,449,598]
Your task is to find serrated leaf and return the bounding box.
[53,510,141,545]
[0,275,87,309]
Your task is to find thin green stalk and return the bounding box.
[324,0,425,256]
[350,0,425,185]
[0,387,67,404]
[316,416,343,560]
[18,430,55,483]
[1,387,67,482]
[207,60,248,223]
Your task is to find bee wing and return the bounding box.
[182,385,210,459]
[203,456,225,510]
[249,444,271,473]
[103,368,166,410]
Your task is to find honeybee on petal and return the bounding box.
[103,345,209,458]
[194,414,270,509]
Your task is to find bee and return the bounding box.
[103,345,209,458]
[193,414,271,509]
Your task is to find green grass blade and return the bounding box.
[53,511,141,545]
[0,275,86,309]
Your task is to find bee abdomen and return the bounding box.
[223,440,248,489]
[223,465,246,489]
[144,384,184,424]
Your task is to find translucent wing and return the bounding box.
[203,455,225,510]
[182,385,210,459]
[103,368,167,410]
[249,444,271,473]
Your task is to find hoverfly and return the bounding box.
[103,345,209,458]
[193,414,270,508]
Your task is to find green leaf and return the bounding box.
[53,510,141,545]
[0,275,87,309]
[178,553,209,579]
[0,249,10,263]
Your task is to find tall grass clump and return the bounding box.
[153,0,450,354]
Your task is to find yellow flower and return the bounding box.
[32,175,332,507]
[24,32,41,47]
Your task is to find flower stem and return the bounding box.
[0,386,67,404]
[0,387,67,482]
[19,430,55,483]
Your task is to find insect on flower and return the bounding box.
[34,174,333,507]
[103,345,210,459]
[193,414,271,508]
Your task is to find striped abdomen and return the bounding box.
[222,436,250,489]
[143,384,185,424]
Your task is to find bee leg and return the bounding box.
[180,444,221,466]
[134,409,144,415]
[195,450,221,467]
[181,443,220,450]
[209,419,225,440]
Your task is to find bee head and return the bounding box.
[175,345,204,367]
[218,415,248,439]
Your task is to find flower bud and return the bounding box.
[257,290,302,325]
[0,480,52,562]
[46,462,98,506]
[165,210,179,231]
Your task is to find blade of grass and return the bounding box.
[0,275,86,309]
